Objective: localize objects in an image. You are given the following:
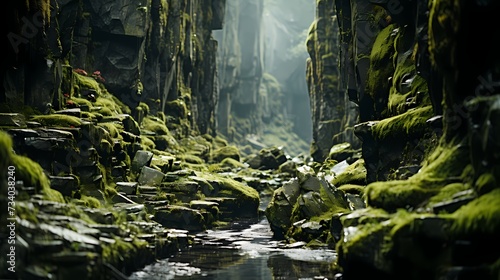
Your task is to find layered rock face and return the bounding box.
[3,0,223,136]
[214,0,264,137]
[290,0,500,278]
[305,0,360,162]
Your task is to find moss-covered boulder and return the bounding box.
[211,145,241,163]
[197,172,259,218]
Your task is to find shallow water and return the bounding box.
[129,218,338,280]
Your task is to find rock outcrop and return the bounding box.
[291,0,500,279]
[3,0,222,137]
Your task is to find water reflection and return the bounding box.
[129,219,337,280]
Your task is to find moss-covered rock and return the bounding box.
[31,114,83,127]
[331,159,367,187]
[211,145,241,163]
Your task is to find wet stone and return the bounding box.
[301,176,322,192]
[296,165,316,184]
[111,192,137,204]
[114,202,145,214]
[49,176,79,197]
[131,151,153,173]
[144,200,170,212]
[89,224,124,236]
[432,196,476,214]
[116,182,138,195]
[282,178,300,205]
[154,205,206,231]
[161,180,199,193]
[138,166,165,186]
[0,113,26,127]
[31,240,65,255]
[346,193,366,210]
[8,128,40,138]
[138,185,158,194]
[55,108,81,117]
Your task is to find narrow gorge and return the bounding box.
[1,0,499,279]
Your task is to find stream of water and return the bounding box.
[129,198,339,280]
[129,218,337,280]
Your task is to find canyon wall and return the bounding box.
[2,0,224,136]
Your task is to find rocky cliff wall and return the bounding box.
[298,0,500,278]
[2,0,224,136]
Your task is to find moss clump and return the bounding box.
[75,72,101,95]
[0,131,13,172]
[142,116,169,135]
[338,184,365,195]
[212,145,240,163]
[365,138,470,211]
[137,102,150,115]
[475,173,497,195]
[140,135,156,150]
[178,153,204,164]
[198,171,260,216]
[366,24,396,110]
[79,195,102,208]
[95,97,120,115]
[427,182,471,205]
[102,237,148,269]
[331,159,367,187]
[98,122,124,139]
[371,105,433,140]
[220,157,246,169]
[165,99,188,119]
[31,114,82,127]
[450,188,500,236]
[69,97,93,108]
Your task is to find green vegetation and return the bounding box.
[371,106,433,140]
[331,159,367,187]
[365,137,470,211]
[211,145,240,163]
[142,116,169,135]
[450,188,500,236]
[31,114,82,127]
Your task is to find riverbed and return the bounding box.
[128,217,338,280]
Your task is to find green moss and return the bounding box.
[98,122,124,139]
[475,173,497,195]
[142,116,169,135]
[338,184,365,195]
[79,195,102,208]
[371,105,433,140]
[75,72,101,94]
[366,24,396,109]
[427,183,470,205]
[69,97,93,108]
[450,188,500,235]
[31,114,82,127]
[0,131,13,172]
[178,153,204,164]
[198,171,259,204]
[137,102,150,116]
[95,97,121,115]
[331,159,367,187]
[220,158,246,169]
[102,237,148,268]
[140,135,156,150]
[165,99,188,119]
[0,103,41,117]
[365,138,470,211]
[212,145,240,163]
